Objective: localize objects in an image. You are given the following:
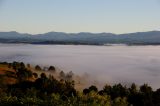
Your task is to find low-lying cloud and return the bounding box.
[0,44,160,89]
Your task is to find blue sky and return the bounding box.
[0,0,160,34]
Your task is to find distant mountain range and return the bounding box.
[0,31,160,45]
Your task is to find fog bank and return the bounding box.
[0,44,160,89]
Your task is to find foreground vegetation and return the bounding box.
[0,62,160,106]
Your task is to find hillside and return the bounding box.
[0,62,85,91]
[1,61,160,105]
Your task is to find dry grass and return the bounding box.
[0,64,17,85]
[0,63,88,91]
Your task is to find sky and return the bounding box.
[0,0,160,34]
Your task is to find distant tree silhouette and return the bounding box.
[33,72,38,78]
[66,71,74,81]
[128,83,141,106]
[140,84,153,106]
[110,83,128,99]
[88,85,98,92]
[103,84,112,95]
[16,68,32,82]
[48,66,55,72]
[35,65,42,70]
[20,62,25,69]
[153,88,160,106]
[83,88,90,95]
[59,71,65,79]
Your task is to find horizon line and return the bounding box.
[0,30,160,35]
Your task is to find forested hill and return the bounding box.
[0,61,160,105]
[0,31,160,45]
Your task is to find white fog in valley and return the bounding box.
[0,44,160,89]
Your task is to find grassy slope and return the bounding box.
[0,63,86,91]
[0,64,17,85]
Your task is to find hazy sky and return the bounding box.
[0,0,160,34]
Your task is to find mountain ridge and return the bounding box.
[0,30,160,45]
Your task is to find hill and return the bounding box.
[0,31,160,45]
[1,61,160,105]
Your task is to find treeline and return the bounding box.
[0,62,160,106]
[32,41,101,45]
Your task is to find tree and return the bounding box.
[16,68,33,82]
[83,88,90,95]
[110,84,128,99]
[35,73,48,93]
[20,62,25,69]
[48,66,55,72]
[35,65,42,71]
[66,71,74,81]
[40,73,47,79]
[153,88,160,106]
[59,71,65,79]
[140,84,153,106]
[129,83,137,93]
[128,83,141,106]
[140,84,152,94]
[89,85,98,92]
[33,73,38,78]
[103,84,112,95]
